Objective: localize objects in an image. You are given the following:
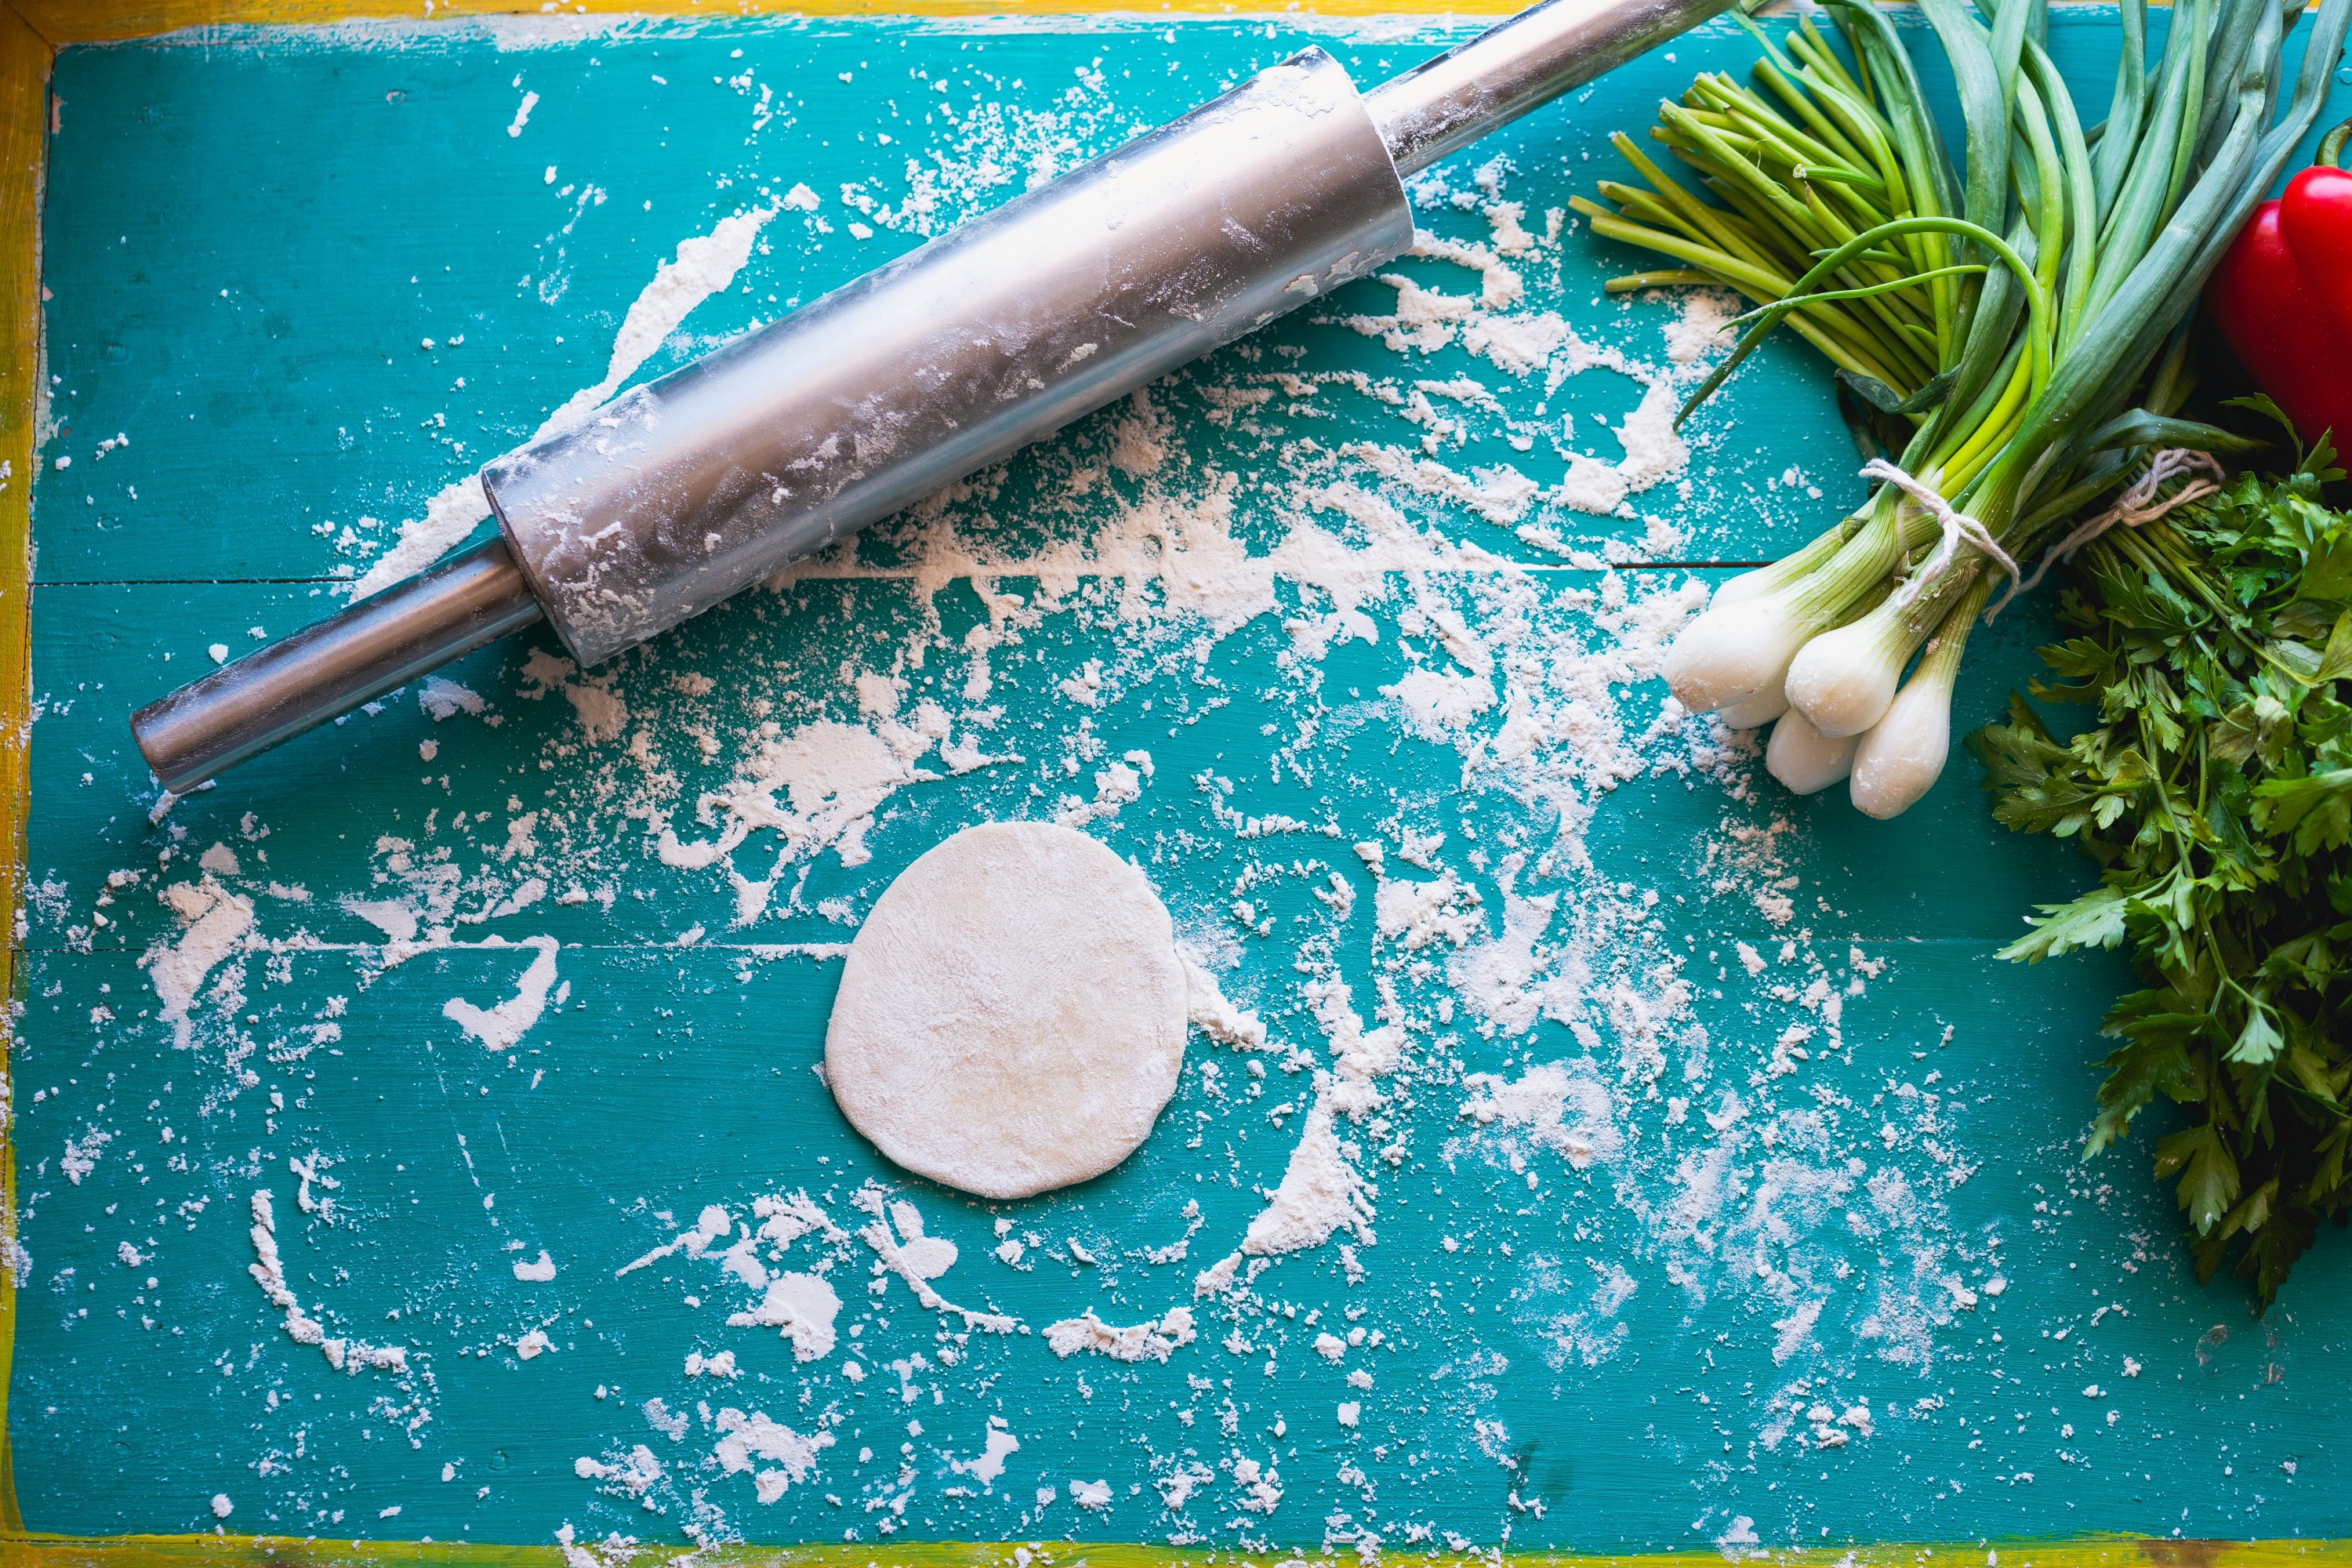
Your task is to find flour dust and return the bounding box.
[28,33,2014,1559]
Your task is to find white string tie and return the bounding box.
[1995,448,2223,614]
[1864,458,2021,612]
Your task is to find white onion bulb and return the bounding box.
[1849,666,1957,818]
[1662,595,1813,717]
[1766,710,1858,793]
[1719,684,1791,729]
[1708,566,1777,609]
[1783,608,1912,737]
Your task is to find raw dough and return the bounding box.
[824,821,1188,1199]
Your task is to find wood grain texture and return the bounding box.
[0,0,49,1539]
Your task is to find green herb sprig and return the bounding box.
[1968,423,2352,1308]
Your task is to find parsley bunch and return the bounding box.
[1968,430,2352,1308]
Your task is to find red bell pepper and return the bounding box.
[2205,120,2352,448]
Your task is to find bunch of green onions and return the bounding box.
[1575,0,2350,817]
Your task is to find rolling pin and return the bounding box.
[131,0,1733,791]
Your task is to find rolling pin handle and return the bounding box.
[129,535,544,795]
[1368,0,1739,175]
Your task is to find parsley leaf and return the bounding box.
[1967,456,2352,1311]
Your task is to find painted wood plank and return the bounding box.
[29,13,1871,586]
[21,0,1541,50]
[28,574,2099,953]
[16,916,2350,1544]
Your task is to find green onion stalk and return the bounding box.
[1578,0,2352,817]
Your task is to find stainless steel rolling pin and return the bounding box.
[131,0,1732,792]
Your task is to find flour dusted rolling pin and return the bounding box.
[131,0,1733,791]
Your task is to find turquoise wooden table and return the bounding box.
[8,1,2352,1560]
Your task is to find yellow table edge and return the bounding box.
[0,0,2312,1563]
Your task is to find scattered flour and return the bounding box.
[575,1446,662,1500]
[420,677,488,721]
[656,718,937,892]
[853,1187,1017,1335]
[535,204,776,438]
[245,1190,409,1374]
[617,1203,732,1276]
[725,1271,841,1361]
[1324,245,1735,531]
[952,1423,1021,1489]
[441,935,561,1051]
[60,1128,111,1185]
[64,111,1998,1549]
[143,879,253,1050]
[712,1408,834,1504]
[1382,666,1497,738]
[1182,953,1271,1051]
[350,205,778,597]
[684,1349,739,1377]
[1044,1306,1197,1363]
[1455,1059,1623,1169]
[1239,1102,1374,1260]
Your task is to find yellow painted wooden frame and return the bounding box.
[0,1,2313,1564]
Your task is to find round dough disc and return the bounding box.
[824,820,1188,1199]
